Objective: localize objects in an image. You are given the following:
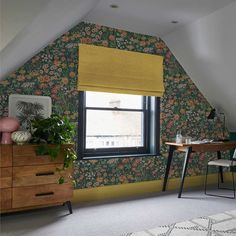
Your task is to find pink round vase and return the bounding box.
[0,117,20,144]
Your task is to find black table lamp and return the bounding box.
[207,108,216,120]
[207,108,228,141]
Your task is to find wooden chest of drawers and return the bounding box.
[0,144,73,214]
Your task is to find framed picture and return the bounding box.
[8,94,52,130]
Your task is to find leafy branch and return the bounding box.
[31,114,76,184]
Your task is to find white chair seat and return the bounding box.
[208,159,236,167]
[205,149,236,199]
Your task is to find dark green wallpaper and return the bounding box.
[0,22,226,189]
[230,132,236,140]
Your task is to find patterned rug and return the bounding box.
[121,209,236,236]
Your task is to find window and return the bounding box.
[78,91,160,159]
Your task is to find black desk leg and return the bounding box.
[178,147,192,198]
[162,145,175,191]
[217,151,224,183]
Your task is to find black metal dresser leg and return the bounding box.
[65,201,73,214]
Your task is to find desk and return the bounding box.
[163,141,236,198]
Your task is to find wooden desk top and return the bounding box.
[165,141,236,152]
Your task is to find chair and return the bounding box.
[204,148,236,199]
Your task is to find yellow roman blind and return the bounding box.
[78,44,164,96]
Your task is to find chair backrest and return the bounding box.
[233,148,236,160]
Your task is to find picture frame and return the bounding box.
[8,94,52,130]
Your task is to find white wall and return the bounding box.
[0,0,98,80]
[0,0,50,51]
[163,1,236,131]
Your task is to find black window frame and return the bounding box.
[78,91,160,159]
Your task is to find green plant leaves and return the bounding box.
[35,145,60,160]
[31,114,76,184]
[64,147,77,169]
[58,176,65,184]
[31,114,75,144]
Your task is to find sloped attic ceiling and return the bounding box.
[84,0,236,37]
[1,0,235,80]
[163,2,236,131]
[0,0,236,131]
[0,0,51,51]
[0,0,98,79]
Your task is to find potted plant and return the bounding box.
[30,114,77,184]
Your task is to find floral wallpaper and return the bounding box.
[0,22,226,189]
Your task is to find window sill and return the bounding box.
[81,153,160,160]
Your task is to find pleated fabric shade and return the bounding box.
[78,44,164,97]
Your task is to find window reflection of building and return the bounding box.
[86,135,142,148]
[86,98,143,149]
[109,100,120,108]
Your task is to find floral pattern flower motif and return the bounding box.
[0,22,226,189]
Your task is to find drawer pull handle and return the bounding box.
[36,172,54,176]
[35,192,54,197]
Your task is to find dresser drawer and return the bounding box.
[0,145,12,167]
[13,164,71,187]
[0,167,12,188]
[12,184,72,208]
[0,188,12,210]
[13,145,64,166]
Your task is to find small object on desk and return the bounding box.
[191,139,215,144]
[210,140,224,144]
[176,130,182,144]
[185,137,191,144]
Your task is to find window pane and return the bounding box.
[86,110,144,148]
[86,91,142,109]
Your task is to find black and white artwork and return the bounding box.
[8,94,52,130]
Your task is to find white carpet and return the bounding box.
[121,209,236,236]
[1,189,236,236]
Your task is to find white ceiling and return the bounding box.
[164,1,236,131]
[84,0,236,37]
[1,0,235,53]
[0,0,51,51]
[0,0,98,79]
[1,0,235,78]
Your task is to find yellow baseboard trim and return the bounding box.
[72,172,232,203]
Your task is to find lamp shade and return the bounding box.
[207,108,216,119]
